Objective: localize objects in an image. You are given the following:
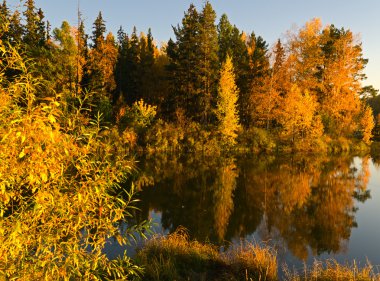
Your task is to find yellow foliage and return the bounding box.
[360,105,375,144]
[277,84,322,145]
[216,55,240,144]
[0,43,144,280]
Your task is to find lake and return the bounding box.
[106,150,380,273]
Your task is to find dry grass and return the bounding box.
[227,243,278,281]
[135,228,278,281]
[135,228,380,281]
[283,259,380,281]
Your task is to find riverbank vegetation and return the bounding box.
[135,229,379,281]
[1,0,380,280]
[1,0,378,155]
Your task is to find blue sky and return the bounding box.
[6,0,380,89]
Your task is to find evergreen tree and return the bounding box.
[198,1,219,124]
[139,28,156,104]
[0,0,9,41]
[78,19,91,92]
[23,0,46,46]
[8,10,23,44]
[244,32,270,126]
[167,4,201,120]
[124,26,140,104]
[216,55,240,144]
[91,11,106,48]
[217,14,233,63]
[114,26,128,103]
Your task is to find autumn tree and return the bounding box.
[318,25,366,137]
[360,105,375,144]
[287,18,323,94]
[88,33,118,95]
[52,21,78,94]
[217,14,250,117]
[216,55,240,144]
[276,84,323,147]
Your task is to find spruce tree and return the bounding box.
[168,4,200,120]
[91,11,106,48]
[0,0,9,41]
[217,14,233,63]
[198,1,219,124]
[114,26,128,103]
[23,0,46,46]
[124,26,140,104]
[8,10,23,44]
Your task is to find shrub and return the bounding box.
[238,127,276,153]
[0,42,147,280]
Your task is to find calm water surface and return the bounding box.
[107,152,380,271]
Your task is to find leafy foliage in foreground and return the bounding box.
[0,42,147,280]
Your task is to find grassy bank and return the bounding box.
[135,229,277,281]
[135,230,379,281]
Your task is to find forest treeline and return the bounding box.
[1,0,378,153]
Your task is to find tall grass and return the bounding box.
[135,228,278,281]
[136,228,380,281]
[283,259,380,281]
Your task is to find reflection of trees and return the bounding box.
[212,159,237,241]
[235,155,371,260]
[132,154,238,244]
[132,153,371,260]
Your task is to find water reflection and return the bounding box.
[130,152,372,262]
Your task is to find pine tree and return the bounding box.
[216,55,240,144]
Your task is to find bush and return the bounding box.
[144,119,185,152]
[0,43,147,280]
[238,127,276,153]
